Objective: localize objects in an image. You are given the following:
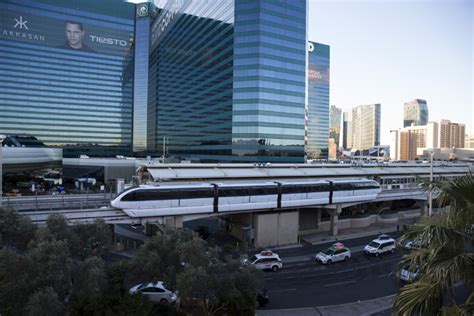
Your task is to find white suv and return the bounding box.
[364,236,396,256]
[244,250,283,271]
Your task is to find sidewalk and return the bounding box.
[257,295,395,316]
[299,217,417,245]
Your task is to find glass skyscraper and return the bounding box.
[1,0,309,163]
[306,41,329,159]
[329,105,341,147]
[0,0,135,157]
[148,0,307,162]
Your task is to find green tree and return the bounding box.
[32,214,112,259]
[25,239,73,304]
[25,286,64,316]
[0,207,37,250]
[394,174,474,315]
[72,219,113,258]
[69,256,108,315]
[0,248,31,314]
[176,261,263,315]
[131,226,204,288]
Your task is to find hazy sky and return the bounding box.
[308,0,473,145]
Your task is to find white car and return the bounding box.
[244,250,283,271]
[315,243,351,264]
[364,236,396,256]
[129,281,177,303]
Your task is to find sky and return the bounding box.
[308,0,473,145]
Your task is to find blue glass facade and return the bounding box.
[307,41,329,159]
[149,0,307,162]
[0,0,135,157]
[149,0,234,161]
[133,3,152,154]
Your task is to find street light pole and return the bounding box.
[429,149,434,217]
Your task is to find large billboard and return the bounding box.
[0,6,133,56]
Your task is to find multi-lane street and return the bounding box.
[258,233,404,310]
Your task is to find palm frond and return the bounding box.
[393,277,443,316]
[426,247,474,287]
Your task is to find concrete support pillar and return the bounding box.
[254,211,299,247]
[315,209,321,228]
[330,205,342,236]
[167,216,183,228]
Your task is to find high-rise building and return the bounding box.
[342,111,353,150]
[438,119,465,148]
[329,105,341,148]
[391,120,467,161]
[0,0,136,157]
[398,123,438,160]
[389,130,399,161]
[306,42,330,159]
[403,99,428,127]
[0,0,309,163]
[465,135,474,149]
[350,104,381,151]
[148,0,308,162]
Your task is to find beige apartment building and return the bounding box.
[391,120,466,161]
[465,135,474,149]
[439,119,465,148]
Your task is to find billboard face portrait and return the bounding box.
[59,21,95,52]
[0,8,133,56]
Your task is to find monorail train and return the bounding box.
[110,179,381,218]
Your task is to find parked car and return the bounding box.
[256,288,269,307]
[397,265,420,282]
[377,234,392,240]
[315,242,351,264]
[364,236,396,256]
[243,250,283,271]
[129,281,177,303]
[398,239,421,250]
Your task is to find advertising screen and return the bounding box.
[0,7,133,56]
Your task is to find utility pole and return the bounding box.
[429,149,434,217]
[162,136,167,163]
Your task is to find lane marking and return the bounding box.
[324,280,356,287]
[265,257,400,280]
[268,288,297,293]
[378,273,392,278]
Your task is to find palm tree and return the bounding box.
[393,173,474,316]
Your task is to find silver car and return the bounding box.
[129,281,177,303]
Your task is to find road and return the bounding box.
[258,233,404,310]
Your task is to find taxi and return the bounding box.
[243,250,283,272]
[315,242,351,264]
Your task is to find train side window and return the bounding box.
[121,191,137,201]
[282,185,303,194]
[181,189,214,199]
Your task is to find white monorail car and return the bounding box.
[330,179,381,203]
[111,179,381,217]
[214,182,278,212]
[278,180,331,208]
[111,184,215,217]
